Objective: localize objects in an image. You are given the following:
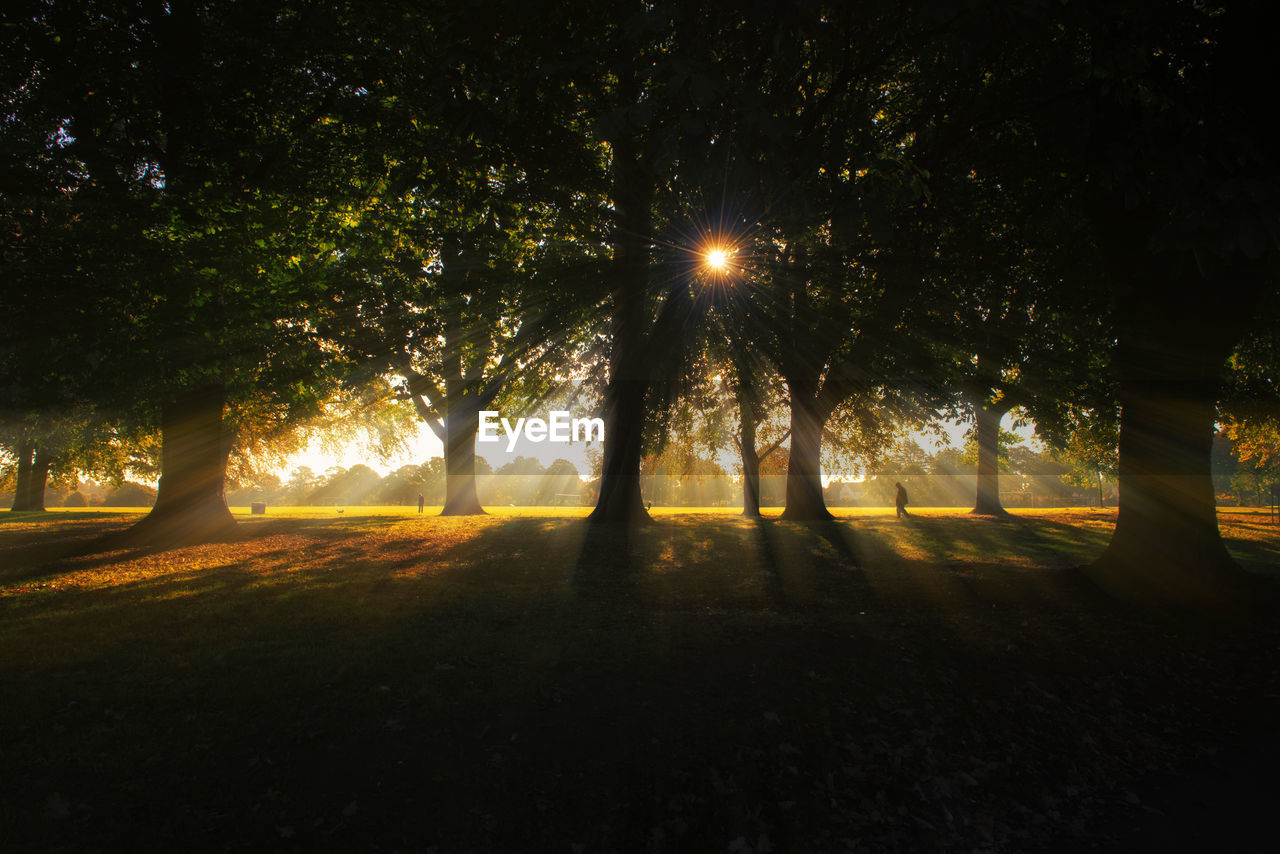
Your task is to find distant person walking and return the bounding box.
[417,493,425,514]
[895,482,910,519]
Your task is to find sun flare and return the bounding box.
[705,248,728,270]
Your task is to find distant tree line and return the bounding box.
[229,458,593,508]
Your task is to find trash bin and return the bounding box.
[251,502,267,515]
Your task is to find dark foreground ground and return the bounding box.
[1,508,1278,852]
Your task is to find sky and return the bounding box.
[281,417,603,478]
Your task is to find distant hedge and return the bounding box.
[101,483,157,507]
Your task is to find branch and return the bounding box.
[758,429,792,463]
[476,370,506,409]
[645,280,695,368]
[400,367,446,442]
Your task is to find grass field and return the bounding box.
[2,507,1278,852]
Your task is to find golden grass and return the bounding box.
[3,507,1274,621]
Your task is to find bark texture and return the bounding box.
[971,403,1010,517]
[9,436,36,511]
[589,122,653,525]
[28,448,51,512]
[1084,250,1258,605]
[591,378,650,523]
[1088,337,1245,604]
[781,392,832,521]
[441,400,485,516]
[126,385,235,544]
[740,410,761,518]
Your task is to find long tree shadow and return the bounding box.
[867,513,1130,625]
[751,517,876,611]
[810,517,862,569]
[2,514,312,586]
[748,517,790,606]
[570,520,640,594]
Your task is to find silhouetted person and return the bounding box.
[895,482,909,519]
[417,493,425,514]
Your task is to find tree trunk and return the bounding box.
[1096,470,1105,508]
[738,380,762,517]
[26,447,51,511]
[9,436,35,511]
[781,393,832,521]
[1087,290,1253,605]
[1089,369,1241,598]
[126,384,235,544]
[588,121,652,525]
[972,402,1009,517]
[1079,6,1271,605]
[591,378,650,523]
[442,401,485,516]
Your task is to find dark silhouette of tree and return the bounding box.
[5,2,381,542]
[319,2,607,517]
[1065,1,1280,598]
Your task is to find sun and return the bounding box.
[705,248,729,271]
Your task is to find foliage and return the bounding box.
[1219,323,1280,487]
[1046,407,1120,496]
[1,0,390,518]
[959,425,1023,472]
[100,481,158,507]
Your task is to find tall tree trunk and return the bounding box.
[589,124,652,525]
[1080,2,1271,605]
[591,378,650,523]
[739,390,761,518]
[26,447,51,511]
[972,401,1010,517]
[1086,279,1253,604]
[1089,362,1240,599]
[126,384,235,544]
[9,435,35,511]
[781,392,832,521]
[442,400,484,516]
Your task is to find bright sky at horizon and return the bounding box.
[277,413,1039,482]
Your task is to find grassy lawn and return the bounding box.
[2,507,1278,852]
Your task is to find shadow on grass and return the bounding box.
[2,510,1279,852]
[571,520,639,593]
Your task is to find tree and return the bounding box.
[538,458,584,506]
[1217,323,1280,506]
[1050,407,1120,509]
[572,2,837,523]
[731,363,790,518]
[1067,1,1280,596]
[898,0,1278,593]
[5,1,380,542]
[722,3,981,521]
[313,1,608,517]
[1,409,156,512]
[928,181,1100,518]
[863,0,1112,520]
